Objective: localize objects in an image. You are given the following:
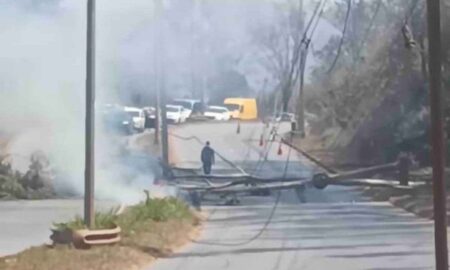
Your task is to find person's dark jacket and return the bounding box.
[201,146,215,164]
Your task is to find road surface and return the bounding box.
[149,121,436,270]
[0,199,117,256]
[0,131,158,257]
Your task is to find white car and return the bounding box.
[124,107,145,131]
[166,105,187,124]
[172,99,204,118]
[204,106,231,121]
[275,112,296,122]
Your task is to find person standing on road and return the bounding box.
[201,141,215,175]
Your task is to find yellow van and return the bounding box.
[223,98,258,120]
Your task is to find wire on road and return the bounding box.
[187,139,294,247]
[168,132,248,175]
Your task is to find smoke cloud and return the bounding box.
[0,0,324,203]
[0,0,165,203]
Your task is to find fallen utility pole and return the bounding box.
[84,0,96,229]
[426,0,448,269]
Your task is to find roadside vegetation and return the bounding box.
[0,197,201,270]
[0,152,54,200]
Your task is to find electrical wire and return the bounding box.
[250,120,283,174]
[355,0,381,60]
[302,0,324,44]
[168,132,248,175]
[327,0,352,74]
[169,121,299,246]
[308,0,326,42]
[292,0,326,103]
[188,140,294,247]
[404,0,420,24]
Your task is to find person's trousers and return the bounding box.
[203,162,212,175]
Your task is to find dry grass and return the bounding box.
[0,201,202,270]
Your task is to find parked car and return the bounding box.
[275,112,296,122]
[204,106,231,121]
[166,105,187,124]
[172,99,204,118]
[124,107,145,131]
[102,109,134,135]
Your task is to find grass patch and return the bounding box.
[0,197,201,270]
[53,208,120,231]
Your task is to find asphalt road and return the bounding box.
[0,131,158,257]
[149,121,437,270]
[0,199,117,256]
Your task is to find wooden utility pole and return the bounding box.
[84,0,96,229]
[155,0,169,170]
[426,0,448,269]
[296,0,306,137]
[154,83,160,145]
[153,5,160,145]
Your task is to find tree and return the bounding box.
[208,69,251,104]
[305,0,436,164]
[252,1,304,112]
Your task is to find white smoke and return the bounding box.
[0,0,166,204]
[0,0,322,203]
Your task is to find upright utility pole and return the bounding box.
[155,0,169,170]
[297,42,308,137]
[153,6,160,146]
[296,0,306,137]
[154,83,160,145]
[84,0,96,229]
[199,0,207,107]
[426,0,448,269]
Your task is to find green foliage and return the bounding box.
[0,175,26,199]
[134,197,191,222]
[53,208,119,231]
[53,197,192,233]
[53,216,86,231]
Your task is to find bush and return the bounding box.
[53,208,119,231]
[0,175,26,199]
[53,198,192,232]
[129,197,191,223]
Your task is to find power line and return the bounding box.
[327,0,352,74]
[170,122,296,247]
[301,0,324,44]
[308,0,326,42]
[296,0,327,134]
[168,132,247,175]
[355,0,382,61]
[188,141,294,247]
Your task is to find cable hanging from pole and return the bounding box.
[327,0,352,74]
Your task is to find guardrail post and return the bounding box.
[398,153,410,186]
